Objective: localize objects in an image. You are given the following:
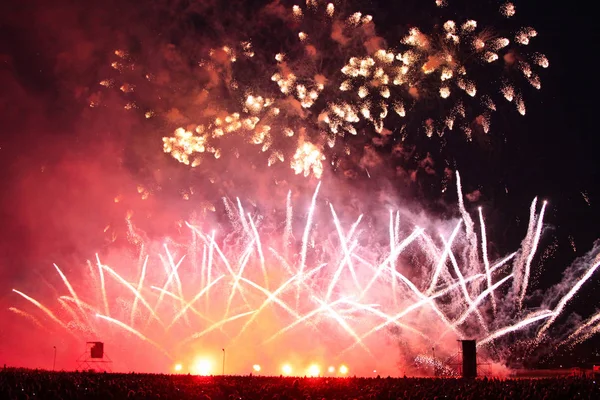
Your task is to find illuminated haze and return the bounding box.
[1,0,599,376]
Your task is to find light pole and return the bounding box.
[53,346,57,371]
[432,347,436,376]
[222,348,225,376]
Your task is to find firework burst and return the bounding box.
[11,174,599,374]
[92,0,548,179]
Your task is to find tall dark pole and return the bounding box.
[222,348,225,376]
[53,346,57,371]
[432,347,435,376]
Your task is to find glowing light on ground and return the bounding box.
[282,364,292,375]
[307,364,321,377]
[192,359,212,376]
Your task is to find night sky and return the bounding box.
[0,0,599,371]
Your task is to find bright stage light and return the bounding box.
[192,359,212,376]
[328,366,335,373]
[174,363,183,372]
[282,364,292,375]
[252,364,261,372]
[339,365,349,374]
[307,364,320,377]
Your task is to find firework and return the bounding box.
[11,173,599,375]
[93,0,548,179]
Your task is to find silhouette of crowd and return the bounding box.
[1,369,598,399]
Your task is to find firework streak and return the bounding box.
[11,173,600,374]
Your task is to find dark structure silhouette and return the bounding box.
[90,342,104,359]
[461,340,477,379]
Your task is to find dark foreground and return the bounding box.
[1,370,599,400]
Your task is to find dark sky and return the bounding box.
[0,0,599,369]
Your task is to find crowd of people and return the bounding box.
[1,369,598,399]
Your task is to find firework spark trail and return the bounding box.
[98,260,164,327]
[450,274,513,330]
[283,190,293,254]
[187,224,252,310]
[359,228,424,300]
[234,263,327,342]
[131,255,149,326]
[201,243,207,292]
[478,208,496,314]
[207,231,215,312]
[479,311,554,347]
[178,310,256,347]
[389,211,398,307]
[53,263,95,331]
[191,229,199,276]
[225,241,256,319]
[328,204,361,295]
[248,214,269,290]
[560,311,600,346]
[240,277,304,322]
[342,301,431,341]
[518,201,547,309]
[491,252,518,275]
[570,323,600,346]
[350,255,513,355]
[268,248,297,277]
[264,298,348,344]
[340,276,484,356]
[297,181,321,310]
[61,295,106,316]
[95,254,110,317]
[149,287,219,327]
[326,240,359,302]
[222,197,236,224]
[8,307,47,331]
[164,245,187,303]
[12,289,74,335]
[394,212,401,247]
[512,197,538,302]
[347,214,364,243]
[236,197,252,236]
[420,232,452,288]
[60,296,117,336]
[441,234,488,333]
[456,172,479,280]
[85,259,98,290]
[58,298,84,330]
[537,257,600,338]
[126,216,144,245]
[388,264,461,337]
[162,245,189,325]
[205,231,250,299]
[313,297,373,356]
[96,314,172,359]
[428,221,462,294]
[165,275,225,330]
[154,251,186,318]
